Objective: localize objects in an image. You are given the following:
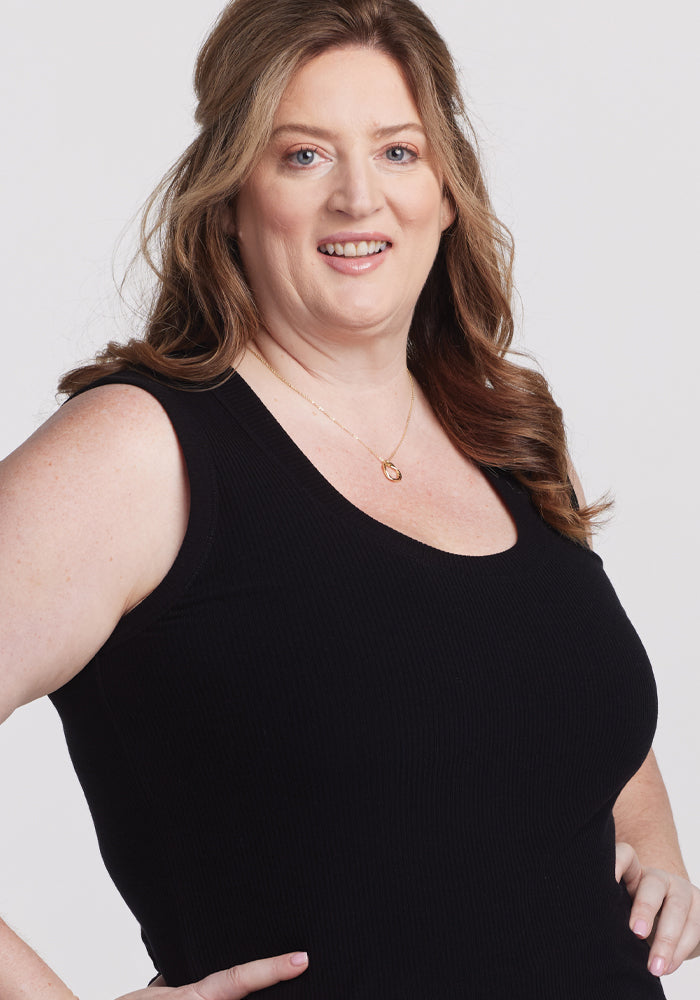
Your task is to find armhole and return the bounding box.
[69,372,218,650]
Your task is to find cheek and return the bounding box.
[240,213,315,286]
[238,176,316,249]
[401,178,449,234]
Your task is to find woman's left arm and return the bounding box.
[614,748,700,976]
[565,461,700,976]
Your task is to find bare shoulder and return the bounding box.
[31,381,180,454]
[1,383,187,536]
[0,383,189,721]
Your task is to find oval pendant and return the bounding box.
[382,460,402,482]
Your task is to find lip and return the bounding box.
[319,249,389,276]
[317,231,393,246]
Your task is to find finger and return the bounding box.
[615,842,643,896]
[183,951,308,1000]
[642,877,691,977]
[664,895,700,975]
[627,869,671,941]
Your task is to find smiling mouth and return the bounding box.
[318,240,390,258]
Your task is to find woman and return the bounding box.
[1,0,698,997]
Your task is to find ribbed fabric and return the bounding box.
[49,369,665,999]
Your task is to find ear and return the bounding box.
[440,192,456,232]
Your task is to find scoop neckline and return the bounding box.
[221,370,539,571]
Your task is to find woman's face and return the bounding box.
[233,46,454,345]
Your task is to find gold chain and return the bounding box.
[248,347,414,482]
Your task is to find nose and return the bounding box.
[326,155,384,219]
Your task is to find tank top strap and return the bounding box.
[68,369,219,648]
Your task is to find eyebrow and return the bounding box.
[270,122,425,141]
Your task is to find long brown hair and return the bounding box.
[58,0,609,543]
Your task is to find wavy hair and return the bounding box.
[58,0,610,543]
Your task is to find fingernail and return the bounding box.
[290,952,308,967]
[633,919,648,937]
[650,957,666,977]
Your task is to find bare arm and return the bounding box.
[0,385,188,994]
[0,920,79,1000]
[567,461,690,878]
[567,458,700,975]
[613,749,687,877]
[0,386,311,999]
[0,384,189,722]
[614,753,700,974]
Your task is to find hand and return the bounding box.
[616,841,700,976]
[117,951,309,999]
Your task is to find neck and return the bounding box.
[236,325,419,465]
[249,324,410,395]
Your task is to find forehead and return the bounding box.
[273,46,422,134]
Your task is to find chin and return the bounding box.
[320,297,402,331]
[324,312,397,336]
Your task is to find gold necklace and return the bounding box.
[248,347,414,482]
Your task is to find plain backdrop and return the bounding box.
[1,0,698,997]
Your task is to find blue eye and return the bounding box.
[385,145,415,163]
[292,148,317,166]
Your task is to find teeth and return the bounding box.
[320,241,388,257]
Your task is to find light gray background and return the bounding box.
[1,1,698,997]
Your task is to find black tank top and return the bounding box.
[49,369,664,999]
